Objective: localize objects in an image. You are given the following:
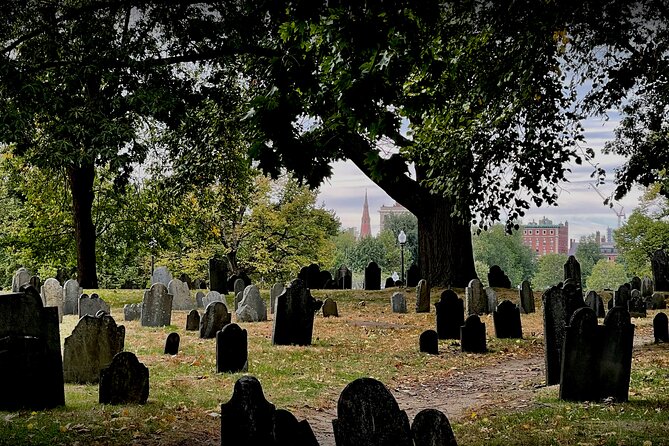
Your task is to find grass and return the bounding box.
[0,287,666,445]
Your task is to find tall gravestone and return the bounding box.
[99,352,149,405]
[216,323,248,373]
[78,293,110,318]
[406,264,420,288]
[493,300,522,339]
[140,283,173,327]
[484,287,498,313]
[332,377,413,446]
[461,314,487,353]
[435,290,464,340]
[564,255,583,291]
[652,249,669,291]
[151,266,172,287]
[465,278,486,315]
[519,280,535,314]
[272,279,322,346]
[200,301,231,339]
[559,307,600,401]
[11,267,31,292]
[236,284,267,323]
[270,282,285,314]
[209,257,228,294]
[585,290,605,318]
[62,278,82,315]
[542,285,569,385]
[186,309,200,331]
[168,278,193,311]
[411,409,458,446]
[41,277,63,323]
[364,261,382,290]
[653,312,668,343]
[488,265,511,288]
[415,279,430,313]
[600,307,635,402]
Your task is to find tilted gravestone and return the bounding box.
[493,300,522,339]
[519,280,535,314]
[585,290,605,318]
[332,377,413,446]
[140,283,173,327]
[322,297,339,317]
[484,287,498,313]
[78,293,110,318]
[99,351,149,405]
[272,279,322,346]
[123,303,141,321]
[406,263,420,288]
[563,255,583,291]
[465,279,487,315]
[41,277,63,323]
[654,312,668,343]
[270,282,285,314]
[195,291,205,308]
[334,265,353,290]
[630,276,642,291]
[614,284,631,308]
[234,292,243,311]
[384,277,395,289]
[415,279,430,313]
[200,301,231,339]
[391,292,408,313]
[168,278,193,311]
[461,314,487,353]
[151,266,172,287]
[202,290,226,309]
[364,261,382,290]
[435,289,464,340]
[234,278,246,299]
[0,286,65,410]
[411,408,458,446]
[236,285,267,323]
[216,323,248,373]
[186,309,200,331]
[62,278,82,315]
[652,249,669,291]
[11,267,31,292]
[641,276,654,297]
[208,257,229,294]
[419,330,439,355]
[164,332,180,355]
[488,265,511,288]
[63,314,125,384]
[559,307,600,402]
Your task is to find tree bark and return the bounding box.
[68,163,98,288]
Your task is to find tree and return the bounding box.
[575,235,603,283]
[472,224,537,287]
[532,253,568,290]
[615,211,669,278]
[380,213,418,266]
[586,259,629,291]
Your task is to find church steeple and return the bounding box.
[360,190,371,239]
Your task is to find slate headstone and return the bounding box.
[208,257,228,294]
[236,285,267,322]
[648,292,667,310]
[234,291,243,311]
[415,279,430,313]
[322,297,339,317]
[270,282,285,314]
[29,275,41,292]
[391,292,408,313]
[630,276,642,291]
[216,323,248,373]
[628,290,647,318]
[168,278,193,311]
[488,265,511,288]
[653,312,668,343]
[202,290,226,309]
[195,290,205,308]
[411,408,458,446]
[11,267,31,292]
[42,277,63,323]
[465,279,486,315]
[334,265,353,290]
[493,300,522,339]
[435,289,464,340]
[78,293,110,318]
[273,408,320,446]
[151,266,172,287]
[419,330,439,355]
[406,264,420,287]
[272,279,322,346]
[200,301,231,339]
[164,332,180,355]
[641,276,654,297]
[651,249,669,291]
[63,278,82,315]
[140,283,173,327]
[614,284,631,308]
[178,273,193,288]
[99,352,149,405]
[384,277,395,289]
[364,261,382,290]
[460,314,487,353]
[599,307,635,402]
[519,280,535,314]
[484,286,498,313]
[123,303,141,321]
[585,290,606,318]
[193,278,207,290]
[220,375,275,444]
[186,309,200,331]
[234,278,246,299]
[564,255,583,291]
[542,285,568,385]
[559,307,600,402]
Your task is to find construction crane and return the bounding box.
[589,184,626,228]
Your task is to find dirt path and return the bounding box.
[300,355,545,446]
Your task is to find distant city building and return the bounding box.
[569,229,619,261]
[360,191,371,239]
[521,217,569,257]
[378,201,410,232]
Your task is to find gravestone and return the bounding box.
[391,292,408,313]
[652,249,669,291]
[334,265,353,289]
[208,257,229,294]
[406,264,420,287]
[614,284,631,308]
[600,307,635,402]
[519,280,535,314]
[484,286,498,313]
[63,278,82,315]
[563,255,583,291]
[236,285,267,322]
[319,270,334,290]
[29,275,41,292]
[42,277,63,323]
[435,289,464,340]
[216,323,248,373]
[178,273,193,288]
[270,282,285,314]
[364,261,382,290]
[542,285,569,385]
[559,307,600,401]
[78,293,110,318]
[63,314,125,384]
[11,267,31,292]
[332,377,413,446]
[384,277,395,289]
[200,301,231,339]
[202,290,226,309]
[419,330,439,355]
[141,283,173,327]
[630,276,642,291]
[99,352,149,405]
[488,265,511,288]
[411,408,458,446]
[123,303,141,321]
[151,266,172,287]
[322,297,339,317]
[193,278,207,290]
[628,290,647,318]
[648,292,667,310]
[168,278,193,311]
[460,314,487,353]
[164,332,180,355]
[493,300,522,339]
[272,279,323,346]
[220,376,275,444]
[0,287,65,410]
[234,278,246,299]
[195,291,205,308]
[641,276,654,297]
[653,312,668,343]
[563,283,586,319]
[465,278,486,315]
[585,290,605,318]
[273,408,320,446]
[186,309,200,331]
[415,279,430,313]
[307,263,323,289]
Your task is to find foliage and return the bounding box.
[379,213,418,265]
[532,253,568,290]
[574,235,603,282]
[474,260,490,287]
[473,224,537,287]
[585,259,629,291]
[615,210,669,278]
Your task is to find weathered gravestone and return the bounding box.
[99,351,149,405]
[585,290,605,318]
[559,307,600,401]
[411,408,458,446]
[628,289,647,317]
[41,277,63,322]
[200,301,231,339]
[208,257,229,294]
[270,282,285,314]
[11,267,31,292]
[195,290,205,308]
[465,279,487,315]
[493,300,522,339]
[272,279,322,346]
[193,278,207,290]
[630,276,642,291]
[141,283,173,327]
[564,255,583,291]
[186,309,200,331]
[123,303,141,321]
[164,332,180,355]
[419,330,439,355]
[484,287,498,313]
[519,280,535,314]
[78,293,110,318]
[415,279,430,313]
[406,263,420,288]
[234,278,246,299]
[0,286,65,410]
[63,314,125,383]
[652,249,669,291]
[322,297,339,317]
[461,314,487,353]
[648,292,668,310]
[488,265,511,288]
[151,266,172,287]
[435,290,464,340]
[273,408,320,446]
[391,292,408,313]
[236,285,267,323]
[654,312,668,343]
[216,323,248,373]
[599,307,635,402]
[178,273,193,288]
[202,290,226,309]
[168,278,193,311]
[334,265,353,289]
[234,292,243,311]
[332,377,413,446]
[384,277,395,289]
[641,276,654,297]
[29,275,41,292]
[614,284,631,308]
[364,261,382,291]
[63,278,82,315]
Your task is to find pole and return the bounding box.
[400,243,405,284]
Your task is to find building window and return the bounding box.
[543,230,546,235]
[550,230,554,235]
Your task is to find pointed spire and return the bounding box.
[360,190,371,239]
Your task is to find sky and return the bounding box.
[316,114,642,243]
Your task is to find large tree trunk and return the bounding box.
[68,163,98,288]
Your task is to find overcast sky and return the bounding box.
[317,114,642,242]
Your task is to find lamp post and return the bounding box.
[149,238,158,277]
[398,230,406,285]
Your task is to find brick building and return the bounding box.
[521,217,569,256]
